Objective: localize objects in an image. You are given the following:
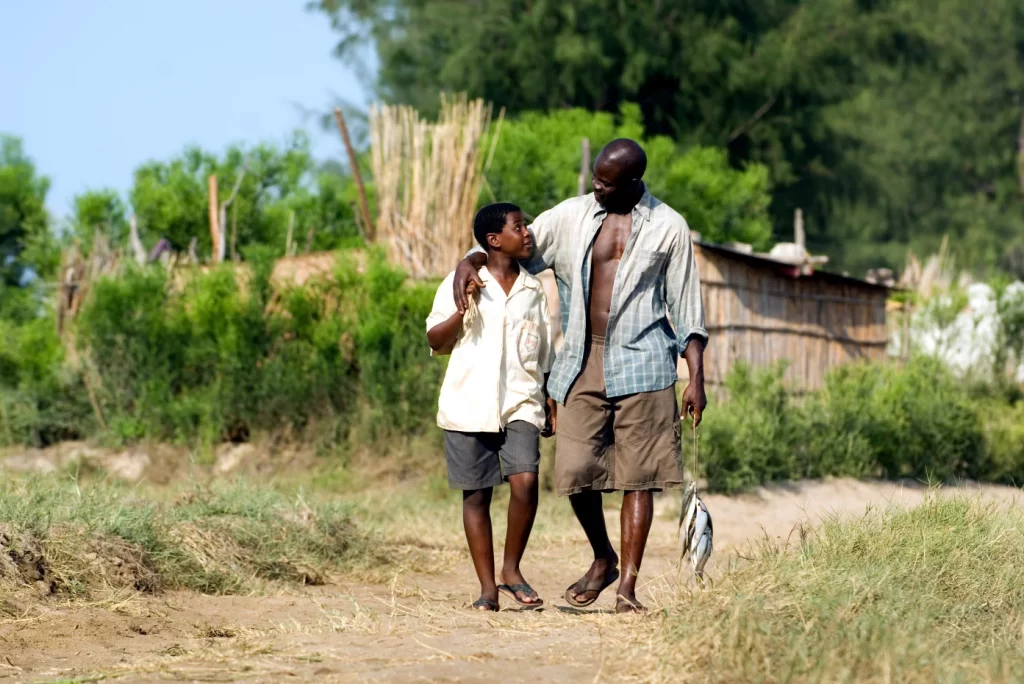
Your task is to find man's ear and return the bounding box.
[486,233,501,250]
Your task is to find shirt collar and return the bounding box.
[480,265,536,292]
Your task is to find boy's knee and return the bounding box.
[508,472,539,497]
[462,487,492,508]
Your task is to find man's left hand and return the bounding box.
[542,397,557,437]
[681,380,707,428]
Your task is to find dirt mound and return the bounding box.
[0,523,160,598]
[0,525,52,594]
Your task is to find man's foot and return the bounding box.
[499,569,542,606]
[564,554,620,607]
[615,594,648,614]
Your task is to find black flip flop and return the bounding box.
[564,567,620,608]
[471,597,499,612]
[498,583,544,609]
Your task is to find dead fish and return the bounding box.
[679,481,713,582]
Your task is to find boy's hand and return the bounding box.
[542,397,557,437]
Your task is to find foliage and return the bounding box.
[130,131,363,258]
[71,189,129,254]
[657,497,1024,681]
[485,104,773,247]
[701,357,1002,493]
[317,0,1024,277]
[0,135,53,284]
[68,251,442,448]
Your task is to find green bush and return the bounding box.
[702,357,996,493]
[66,249,441,448]
[0,306,94,447]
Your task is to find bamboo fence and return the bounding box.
[369,94,504,279]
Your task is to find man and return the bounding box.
[454,138,708,613]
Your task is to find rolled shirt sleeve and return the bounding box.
[666,219,708,357]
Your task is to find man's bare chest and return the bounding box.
[591,214,633,264]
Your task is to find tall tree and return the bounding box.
[316,0,1024,277]
[0,136,51,285]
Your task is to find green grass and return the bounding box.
[652,496,1024,682]
[0,477,386,598]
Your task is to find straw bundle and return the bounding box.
[369,94,503,279]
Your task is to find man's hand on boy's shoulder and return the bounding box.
[454,253,487,313]
[542,397,557,438]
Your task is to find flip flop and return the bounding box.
[471,597,499,612]
[498,583,544,609]
[615,595,649,614]
[563,567,620,608]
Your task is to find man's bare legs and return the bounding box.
[617,490,654,612]
[567,490,653,610]
[567,491,619,603]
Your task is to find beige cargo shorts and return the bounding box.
[554,334,684,496]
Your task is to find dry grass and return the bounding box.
[634,495,1024,683]
[369,93,504,279]
[0,477,389,600]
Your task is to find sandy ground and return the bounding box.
[2,478,1021,683]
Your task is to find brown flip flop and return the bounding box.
[563,567,620,608]
[498,583,544,610]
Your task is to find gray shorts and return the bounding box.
[444,421,541,490]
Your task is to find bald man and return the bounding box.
[454,139,708,613]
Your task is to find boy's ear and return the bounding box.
[486,232,501,250]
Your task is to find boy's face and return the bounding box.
[487,210,532,259]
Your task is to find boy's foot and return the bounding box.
[564,554,620,608]
[499,570,542,607]
[472,597,499,612]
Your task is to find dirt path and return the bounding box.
[3,479,1021,683]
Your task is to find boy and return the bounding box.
[426,202,555,611]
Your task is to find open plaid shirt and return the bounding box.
[479,188,707,403]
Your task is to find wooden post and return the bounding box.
[334,108,374,242]
[305,226,315,254]
[577,138,591,196]
[127,215,146,265]
[794,208,805,250]
[285,210,295,257]
[230,201,239,261]
[208,174,220,262]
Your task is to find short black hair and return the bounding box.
[473,202,521,250]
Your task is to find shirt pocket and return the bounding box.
[633,249,669,287]
[515,319,542,373]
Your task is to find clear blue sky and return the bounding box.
[2,1,373,218]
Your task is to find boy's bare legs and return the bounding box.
[499,472,541,604]
[462,488,497,605]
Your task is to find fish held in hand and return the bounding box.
[679,481,713,582]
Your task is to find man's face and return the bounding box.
[591,157,629,208]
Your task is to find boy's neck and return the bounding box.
[486,251,520,294]
[486,251,520,277]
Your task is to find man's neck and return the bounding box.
[603,184,645,216]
